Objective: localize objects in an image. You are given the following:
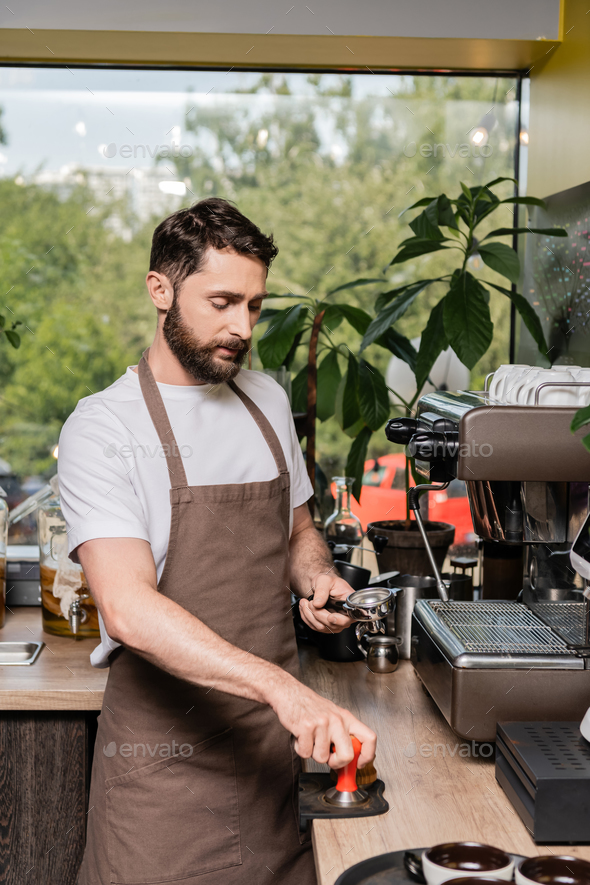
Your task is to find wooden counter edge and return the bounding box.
[0,689,104,710]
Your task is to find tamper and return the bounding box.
[298,736,388,830]
[323,737,369,807]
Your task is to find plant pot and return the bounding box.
[367,520,455,577]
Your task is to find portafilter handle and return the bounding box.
[408,483,451,603]
[312,587,394,630]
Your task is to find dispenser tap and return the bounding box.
[69,594,91,634]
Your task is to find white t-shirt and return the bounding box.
[57,363,313,667]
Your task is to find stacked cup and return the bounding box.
[488,364,590,406]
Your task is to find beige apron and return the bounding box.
[78,347,316,885]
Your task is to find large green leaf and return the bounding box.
[361,280,435,351]
[258,307,282,323]
[572,405,590,434]
[400,196,437,215]
[409,200,445,240]
[376,327,417,371]
[321,304,344,332]
[358,359,390,430]
[484,176,518,189]
[415,298,449,392]
[482,226,568,239]
[345,425,373,504]
[323,304,416,371]
[335,352,362,436]
[316,350,342,422]
[478,241,521,284]
[283,329,305,371]
[257,304,305,368]
[472,190,500,226]
[487,281,548,357]
[376,277,445,313]
[291,364,308,414]
[443,271,494,370]
[326,278,384,296]
[389,238,449,266]
[501,196,547,209]
[437,194,459,230]
[375,282,413,313]
[327,304,371,335]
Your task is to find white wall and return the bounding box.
[0,0,561,40]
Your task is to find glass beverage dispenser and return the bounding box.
[37,477,98,638]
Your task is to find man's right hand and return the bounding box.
[269,680,376,770]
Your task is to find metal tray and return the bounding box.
[335,847,527,885]
[0,641,44,665]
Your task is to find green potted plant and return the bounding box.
[355,176,567,572]
[257,178,567,573]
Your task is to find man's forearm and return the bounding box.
[106,581,297,709]
[289,522,339,598]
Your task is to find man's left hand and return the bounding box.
[299,572,356,634]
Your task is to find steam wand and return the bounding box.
[407,482,451,603]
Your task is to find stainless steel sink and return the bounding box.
[0,641,44,665]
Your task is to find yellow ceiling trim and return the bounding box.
[0,30,561,73]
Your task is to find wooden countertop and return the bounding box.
[0,606,106,710]
[299,646,590,885]
[6,607,590,884]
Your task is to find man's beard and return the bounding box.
[162,297,249,384]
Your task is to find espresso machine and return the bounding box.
[385,378,590,743]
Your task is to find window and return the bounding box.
[0,67,519,540]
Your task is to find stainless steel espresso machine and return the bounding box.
[385,384,590,743]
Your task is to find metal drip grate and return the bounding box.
[530,602,589,647]
[427,601,574,654]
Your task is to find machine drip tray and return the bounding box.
[496,722,590,843]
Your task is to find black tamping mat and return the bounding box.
[334,848,527,885]
[298,773,388,832]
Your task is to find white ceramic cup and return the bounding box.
[536,368,578,406]
[513,369,548,405]
[489,364,528,402]
[422,844,514,885]
[504,366,536,404]
[574,368,590,406]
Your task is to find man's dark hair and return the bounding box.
[149,197,278,294]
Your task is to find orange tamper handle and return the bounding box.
[334,736,362,793]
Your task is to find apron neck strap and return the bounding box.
[137,348,290,489]
[138,347,189,490]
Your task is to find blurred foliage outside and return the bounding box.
[0,73,520,483]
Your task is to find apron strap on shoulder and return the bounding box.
[137,347,189,490]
